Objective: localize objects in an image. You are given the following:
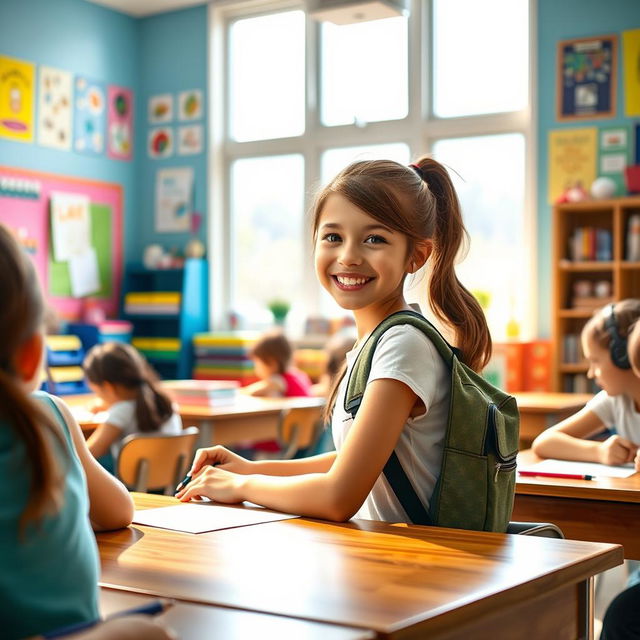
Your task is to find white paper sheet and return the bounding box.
[519,458,637,479]
[132,502,299,534]
[69,247,100,297]
[50,192,91,261]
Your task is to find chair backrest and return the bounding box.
[277,405,324,459]
[506,521,565,539]
[116,426,199,494]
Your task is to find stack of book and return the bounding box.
[132,337,181,363]
[124,291,181,315]
[98,320,133,343]
[192,332,258,385]
[163,380,240,406]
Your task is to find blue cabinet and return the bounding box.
[122,259,209,379]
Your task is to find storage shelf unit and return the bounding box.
[122,258,208,379]
[552,196,640,391]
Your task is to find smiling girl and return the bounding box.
[175,157,491,523]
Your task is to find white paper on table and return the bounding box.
[70,407,108,424]
[68,247,100,297]
[519,458,636,479]
[132,502,299,534]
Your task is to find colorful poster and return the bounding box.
[74,76,105,154]
[155,167,193,232]
[623,29,640,117]
[148,127,173,159]
[107,85,133,161]
[178,89,203,121]
[37,66,73,150]
[50,192,91,261]
[598,127,632,196]
[548,128,597,203]
[149,94,173,123]
[177,124,203,155]
[0,55,35,142]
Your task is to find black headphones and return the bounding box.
[602,303,631,369]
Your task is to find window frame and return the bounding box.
[208,0,537,337]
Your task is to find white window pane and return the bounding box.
[231,155,305,325]
[321,17,408,127]
[319,143,411,317]
[432,134,527,340]
[321,143,411,183]
[433,0,528,117]
[229,11,305,142]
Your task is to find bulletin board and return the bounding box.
[0,165,122,320]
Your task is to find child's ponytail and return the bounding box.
[134,369,174,433]
[416,158,492,372]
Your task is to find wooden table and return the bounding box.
[100,587,375,640]
[96,493,622,640]
[514,392,593,448]
[514,449,640,559]
[66,393,325,448]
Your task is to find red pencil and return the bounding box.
[518,470,595,480]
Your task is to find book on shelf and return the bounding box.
[569,227,612,261]
[124,291,181,315]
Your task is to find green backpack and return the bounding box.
[344,310,519,532]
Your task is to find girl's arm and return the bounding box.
[86,423,122,459]
[532,406,637,465]
[52,397,134,531]
[177,377,416,521]
[242,375,285,397]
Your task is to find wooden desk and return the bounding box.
[100,587,374,640]
[65,394,325,448]
[96,493,622,640]
[514,392,593,448]
[514,449,640,559]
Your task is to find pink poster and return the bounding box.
[107,85,133,161]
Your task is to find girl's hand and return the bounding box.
[598,435,638,466]
[175,465,246,504]
[88,398,108,414]
[188,445,253,476]
[634,449,640,472]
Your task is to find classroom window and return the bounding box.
[432,0,529,118]
[320,16,409,127]
[230,154,305,324]
[211,0,535,338]
[228,10,305,142]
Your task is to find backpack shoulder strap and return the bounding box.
[344,310,455,416]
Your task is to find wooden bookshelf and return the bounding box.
[552,196,640,391]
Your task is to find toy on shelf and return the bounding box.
[590,176,616,200]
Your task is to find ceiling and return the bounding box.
[83,0,210,18]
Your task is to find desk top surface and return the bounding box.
[513,392,594,413]
[517,449,640,502]
[96,493,621,636]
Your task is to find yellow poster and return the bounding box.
[548,128,597,204]
[0,55,35,143]
[623,29,640,117]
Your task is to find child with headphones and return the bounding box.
[532,299,640,467]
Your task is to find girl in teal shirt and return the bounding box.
[0,225,173,640]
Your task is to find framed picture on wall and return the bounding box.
[557,34,617,121]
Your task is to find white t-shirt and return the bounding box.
[105,399,183,459]
[331,324,450,523]
[586,390,640,442]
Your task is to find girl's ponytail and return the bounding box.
[134,369,174,433]
[417,157,492,372]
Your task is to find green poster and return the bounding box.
[598,126,633,197]
[49,203,112,298]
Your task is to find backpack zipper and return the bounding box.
[488,404,518,482]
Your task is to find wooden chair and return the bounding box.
[116,426,199,494]
[276,405,325,459]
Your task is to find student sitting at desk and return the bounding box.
[83,343,182,462]
[0,225,173,640]
[176,157,491,524]
[532,300,640,468]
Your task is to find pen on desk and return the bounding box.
[175,473,192,492]
[518,470,595,480]
[43,599,173,638]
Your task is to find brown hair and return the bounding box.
[250,329,293,375]
[0,224,64,532]
[83,342,174,433]
[582,299,640,355]
[312,157,492,417]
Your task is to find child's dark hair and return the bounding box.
[312,156,491,370]
[583,299,640,354]
[250,329,292,375]
[0,224,64,531]
[83,342,173,433]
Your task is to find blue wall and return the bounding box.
[0,0,140,262]
[536,0,640,336]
